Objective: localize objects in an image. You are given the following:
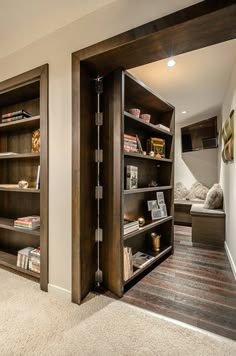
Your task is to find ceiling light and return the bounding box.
[181,110,187,114]
[167,59,176,67]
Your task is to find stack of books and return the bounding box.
[124,134,138,152]
[29,248,40,274]
[1,110,31,123]
[132,251,155,269]
[147,137,166,158]
[14,216,40,230]
[124,219,139,235]
[17,247,34,270]
[123,247,133,281]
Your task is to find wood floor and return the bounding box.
[121,225,236,340]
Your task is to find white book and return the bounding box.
[36,165,40,189]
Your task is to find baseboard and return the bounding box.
[224,242,236,280]
[48,284,72,301]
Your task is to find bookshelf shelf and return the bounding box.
[0,153,40,160]
[0,65,48,291]
[0,115,40,132]
[124,245,172,285]
[0,217,40,236]
[124,111,173,137]
[124,151,172,163]
[124,216,173,240]
[0,250,40,279]
[124,185,172,195]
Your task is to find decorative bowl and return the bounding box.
[128,108,140,118]
[140,114,151,123]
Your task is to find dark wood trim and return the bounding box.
[72,1,236,303]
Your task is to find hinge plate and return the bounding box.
[95,186,103,199]
[95,149,103,163]
[95,112,103,126]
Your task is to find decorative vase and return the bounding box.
[150,232,161,251]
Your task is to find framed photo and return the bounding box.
[147,200,158,211]
[159,203,167,217]
[151,208,162,220]
[156,191,165,205]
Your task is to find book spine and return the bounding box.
[124,134,136,140]
[1,115,24,123]
[2,110,31,119]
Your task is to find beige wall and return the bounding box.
[0,0,199,295]
[175,115,219,189]
[220,59,236,278]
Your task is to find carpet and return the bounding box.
[0,269,236,355]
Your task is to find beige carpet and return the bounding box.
[0,269,236,355]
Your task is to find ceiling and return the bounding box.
[129,39,236,124]
[0,0,201,59]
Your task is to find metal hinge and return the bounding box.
[95,149,103,163]
[95,186,103,199]
[95,112,103,126]
[95,228,103,242]
[95,269,103,284]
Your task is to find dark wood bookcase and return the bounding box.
[0,65,48,291]
[101,70,175,297]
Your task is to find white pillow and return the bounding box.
[204,184,223,209]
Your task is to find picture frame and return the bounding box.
[156,191,165,204]
[159,203,167,217]
[151,208,162,220]
[147,200,158,211]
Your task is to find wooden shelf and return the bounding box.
[124,151,172,162]
[0,152,40,160]
[0,217,40,236]
[124,245,172,285]
[124,111,173,136]
[0,185,39,193]
[0,250,40,279]
[124,216,173,240]
[124,185,172,195]
[0,116,40,132]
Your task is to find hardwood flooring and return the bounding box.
[121,225,236,340]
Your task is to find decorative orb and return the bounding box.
[18,180,29,189]
[138,217,145,227]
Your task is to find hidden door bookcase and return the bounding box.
[100,70,175,297]
[0,65,48,291]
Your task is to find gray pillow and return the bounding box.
[174,182,189,200]
[186,182,209,200]
[203,184,223,209]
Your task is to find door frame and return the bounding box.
[72,0,236,304]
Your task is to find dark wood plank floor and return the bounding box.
[121,225,236,340]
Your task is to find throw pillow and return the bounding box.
[174,182,189,200]
[186,182,209,200]
[203,184,223,209]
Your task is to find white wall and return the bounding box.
[0,0,200,295]
[175,114,219,189]
[220,59,236,278]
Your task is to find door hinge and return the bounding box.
[95,149,103,163]
[95,228,103,242]
[95,269,103,284]
[95,112,103,126]
[95,186,103,199]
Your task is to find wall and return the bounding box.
[175,114,219,189]
[0,0,200,296]
[220,59,236,278]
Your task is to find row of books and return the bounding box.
[17,247,40,274]
[124,219,139,235]
[124,134,138,152]
[124,134,166,158]
[124,247,155,281]
[1,110,31,123]
[14,216,40,230]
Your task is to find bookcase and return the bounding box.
[101,70,174,297]
[0,65,48,291]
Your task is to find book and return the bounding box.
[126,165,138,190]
[124,219,139,235]
[155,124,170,132]
[2,110,31,119]
[1,115,28,123]
[29,247,40,273]
[132,251,155,269]
[36,165,40,189]
[0,152,17,156]
[17,247,34,269]
[124,247,133,281]
[14,216,40,230]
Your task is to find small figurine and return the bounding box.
[18,180,29,189]
[138,217,145,227]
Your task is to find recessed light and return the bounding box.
[167,59,176,67]
[181,110,187,114]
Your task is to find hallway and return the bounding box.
[122,226,236,340]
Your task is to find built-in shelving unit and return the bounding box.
[101,69,175,297]
[0,65,48,291]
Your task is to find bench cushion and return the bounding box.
[191,203,225,217]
